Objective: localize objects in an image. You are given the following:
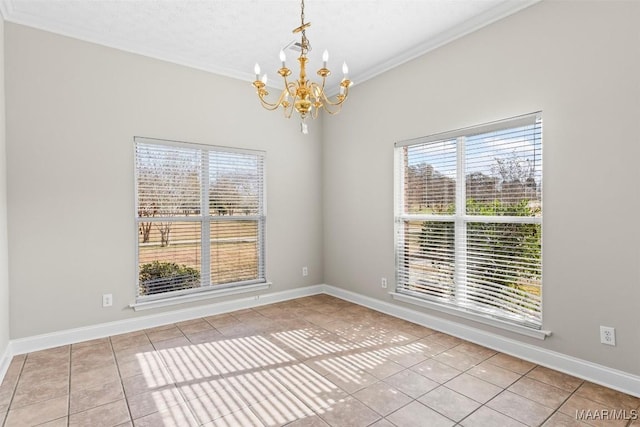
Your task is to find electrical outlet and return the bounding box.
[381,277,387,289]
[600,326,616,346]
[302,266,308,277]
[102,294,113,308]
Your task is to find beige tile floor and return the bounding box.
[0,294,638,427]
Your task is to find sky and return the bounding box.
[406,123,542,184]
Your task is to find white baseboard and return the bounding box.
[321,284,640,398]
[8,284,324,356]
[1,283,638,398]
[0,341,11,383]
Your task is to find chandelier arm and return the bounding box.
[311,77,326,104]
[280,76,295,116]
[319,75,327,94]
[321,105,344,115]
[319,102,342,115]
[308,82,325,103]
[328,84,350,107]
[282,97,293,118]
[284,96,295,118]
[255,86,293,112]
[310,93,340,116]
[284,82,299,119]
[318,97,345,116]
[318,94,346,108]
[284,79,296,97]
[257,92,283,111]
[309,82,347,109]
[275,89,292,110]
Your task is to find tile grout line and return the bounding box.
[152,328,202,426]
[426,353,518,427]
[1,354,26,427]
[66,345,71,427]
[537,381,585,427]
[111,336,135,426]
[290,316,456,426]
[369,343,541,426]
[457,359,572,427]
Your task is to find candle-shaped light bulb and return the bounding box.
[254,63,261,81]
[342,61,349,78]
[261,74,268,85]
[340,85,345,95]
[279,50,286,68]
[322,50,329,68]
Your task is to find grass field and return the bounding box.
[138,220,259,285]
[403,221,541,298]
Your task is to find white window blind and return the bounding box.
[135,137,266,301]
[395,113,542,329]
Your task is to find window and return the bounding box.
[134,137,266,302]
[395,113,542,329]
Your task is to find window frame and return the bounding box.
[133,137,267,306]
[393,113,548,338]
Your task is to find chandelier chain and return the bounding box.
[300,0,310,55]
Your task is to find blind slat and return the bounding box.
[135,138,266,300]
[395,114,542,329]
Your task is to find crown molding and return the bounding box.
[0,0,9,21]
[0,0,249,83]
[0,0,540,92]
[354,0,541,86]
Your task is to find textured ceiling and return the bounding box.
[0,0,538,91]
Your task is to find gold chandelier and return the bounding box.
[252,0,352,133]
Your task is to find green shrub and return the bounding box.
[419,199,541,301]
[139,261,200,295]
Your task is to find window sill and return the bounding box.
[130,282,272,311]
[389,291,551,340]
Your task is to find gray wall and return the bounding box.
[0,17,9,357]
[323,0,640,375]
[5,23,324,338]
[3,0,640,379]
